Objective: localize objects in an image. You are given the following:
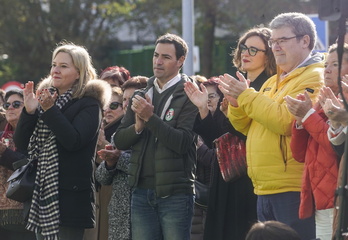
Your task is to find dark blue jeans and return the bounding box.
[257,192,315,240]
[131,188,194,240]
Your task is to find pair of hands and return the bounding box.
[284,92,313,125]
[23,81,57,114]
[97,122,121,168]
[131,94,154,133]
[97,146,121,168]
[284,75,348,128]
[184,71,249,117]
[318,79,348,129]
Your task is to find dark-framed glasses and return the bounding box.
[107,101,122,110]
[239,43,266,56]
[3,101,23,110]
[267,35,304,48]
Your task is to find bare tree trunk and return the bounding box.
[200,0,217,78]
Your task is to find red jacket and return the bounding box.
[290,108,339,219]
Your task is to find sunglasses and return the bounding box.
[239,43,266,56]
[3,101,23,110]
[107,102,122,110]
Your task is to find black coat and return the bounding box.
[14,96,102,228]
[195,71,269,240]
[14,83,107,228]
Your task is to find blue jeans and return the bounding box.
[131,188,194,240]
[257,192,315,240]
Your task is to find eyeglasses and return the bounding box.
[3,101,23,110]
[239,44,266,56]
[208,93,219,100]
[107,102,122,110]
[267,35,304,48]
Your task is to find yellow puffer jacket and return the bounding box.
[227,54,324,195]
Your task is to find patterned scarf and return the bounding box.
[26,89,73,240]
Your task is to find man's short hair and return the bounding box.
[269,12,317,51]
[155,33,188,60]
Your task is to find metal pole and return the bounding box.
[182,0,194,76]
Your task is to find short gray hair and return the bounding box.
[269,12,317,51]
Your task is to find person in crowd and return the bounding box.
[121,76,149,113]
[320,44,348,156]
[100,66,131,87]
[189,74,209,240]
[284,43,343,240]
[320,79,348,136]
[0,89,36,240]
[218,12,325,239]
[232,27,276,91]
[245,221,301,240]
[114,33,197,240]
[98,86,124,150]
[317,43,348,240]
[13,42,111,240]
[95,75,148,240]
[0,88,8,131]
[185,26,276,240]
[85,86,124,240]
[85,65,132,240]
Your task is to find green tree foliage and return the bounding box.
[0,0,329,84]
[0,0,134,84]
[195,0,306,77]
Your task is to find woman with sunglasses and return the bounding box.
[95,76,148,240]
[87,87,124,240]
[184,27,276,240]
[98,87,124,158]
[0,89,36,239]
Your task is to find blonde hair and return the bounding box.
[50,42,97,98]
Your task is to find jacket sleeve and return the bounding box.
[95,161,115,186]
[13,108,39,152]
[302,111,337,155]
[194,113,217,143]
[328,126,346,157]
[227,105,252,136]
[197,143,215,167]
[41,98,101,151]
[114,98,142,150]
[0,148,28,171]
[95,150,130,185]
[290,121,309,163]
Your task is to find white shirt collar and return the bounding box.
[154,74,181,93]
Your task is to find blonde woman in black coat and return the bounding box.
[14,43,111,240]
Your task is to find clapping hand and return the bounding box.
[184,81,210,119]
[218,72,249,100]
[23,81,39,114]
[97,146,121,168]
[284,91,313,125]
